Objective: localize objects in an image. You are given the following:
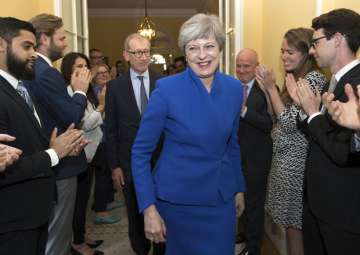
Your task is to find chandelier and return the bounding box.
[137,0,156,40]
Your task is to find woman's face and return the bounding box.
[185,36,220,80]
[281,38,304,73]
[72,57,88,73]
[95,66,110,86]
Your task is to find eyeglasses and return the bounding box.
[185,43,218,56]
[127,49,151,58]
[96,70,109,77]
[310,35,328,48]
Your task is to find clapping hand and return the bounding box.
[296,78,321,116]
[322,84,360,129]
[0,134,22,172]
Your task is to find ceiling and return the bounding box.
[87,0,218,17]
[88,0,211,10]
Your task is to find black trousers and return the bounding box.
[242,172,268,255]
[123,178,165,255]
[303,198,360,255]
[72,165,93,244]
[92,143,114,212]
[0,223,48,255]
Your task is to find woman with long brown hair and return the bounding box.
[256,28,326,255]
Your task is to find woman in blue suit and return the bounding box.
[132,13,246,255]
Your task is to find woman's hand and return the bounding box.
[255,64,276,92]
[235,192,245,218]
[143,205,167,243]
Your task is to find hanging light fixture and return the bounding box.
[137,0,156,40]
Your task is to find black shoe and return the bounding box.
[236,234,246,244]
[87,240,104,248]
[70,247,104,255]
[238,247,248,255]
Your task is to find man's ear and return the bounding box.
[0,37,8,53]
[38,33,49,47]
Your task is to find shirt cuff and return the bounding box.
[307,112,322,124]
[45,149,59,167]
[240,106,247,118]
[74,90,87,97]
[353,132,360,152]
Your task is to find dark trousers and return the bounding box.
[92,143,114,212]
[123,178,165,255]
[242,172,268,255]
[72,165,93,244]
[303,198,360,255]
[0,223,48,255]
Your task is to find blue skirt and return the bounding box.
[156,194,236,255]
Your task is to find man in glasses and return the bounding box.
[105,33,164,255]
[286,8,360,254]
[89,48,105,67]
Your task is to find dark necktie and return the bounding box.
[243,84,249,106]
[16,81,34,111]
[137,75,148,115]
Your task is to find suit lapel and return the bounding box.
[0,77,48,142]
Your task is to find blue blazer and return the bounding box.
[132,68,246,212]
[26,57,87,179]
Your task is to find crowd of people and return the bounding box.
[1,7,360,255]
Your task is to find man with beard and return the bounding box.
[26,14,91,255]
[0,17,84,255]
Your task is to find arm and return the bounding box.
[33,68,87,129]
[242,89,273,133]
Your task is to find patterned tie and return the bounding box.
[320,75,337,113]
[137,75,148,115]
[242,84,249,106]
[16,81,34,111]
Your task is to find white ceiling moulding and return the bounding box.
[88,8,197,18]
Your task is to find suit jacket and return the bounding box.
[238,80,273,175]
[131,68,246,212]
[0,75,54,234]
[26,57,87,179]
[303,63,360,233]
[105,69,162,181]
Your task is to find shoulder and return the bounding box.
[305,70,327,89]
[107,74,128,91]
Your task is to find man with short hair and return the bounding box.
[287,8,360,254]
[105,33,164,255]
[90,48,105,67]
[0,17,83,255]
[236,49,273,255]
[28,13,91,255]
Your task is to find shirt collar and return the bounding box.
[334,59,360,81]
[0,69,20,90]
[37,52,53,67]
[245,78,256,90]
[130,68,149,80]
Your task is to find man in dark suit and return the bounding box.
[105,33,164,255]
[27,14,91,255]
[235,49,273,255]
[0,17,84,255]
[287,8,360,254]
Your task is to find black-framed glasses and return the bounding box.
[310,35,328,48]
[127,49,151,58]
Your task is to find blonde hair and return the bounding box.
[29,13,63,45]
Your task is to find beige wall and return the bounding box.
[242,0,360,85]
[0,0,53,20]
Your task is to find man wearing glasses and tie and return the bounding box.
[286,8,360,254]
[105,33,164,255]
